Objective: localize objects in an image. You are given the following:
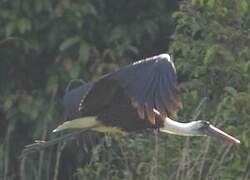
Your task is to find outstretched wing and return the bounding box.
[63,54,182,125]
[63,79,121,119]
[106,54,182,124]
[63,81,95,119]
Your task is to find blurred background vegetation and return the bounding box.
[0,0,250,179]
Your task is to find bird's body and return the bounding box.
[66,80,154,131]
[61,54,180,131]
[54,54,240,144]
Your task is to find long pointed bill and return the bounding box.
[204,125,240,144]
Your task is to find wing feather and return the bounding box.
[63,82,94,119]
[144,71,159,124]
[158,72,176,116]
[155,76,168,119]
[106,54,182,124]
[161,69,182,117]
[64,54,182,125]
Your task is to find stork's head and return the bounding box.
[160,117,240,144]
[196,120,240,144]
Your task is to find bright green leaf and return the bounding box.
[241,0,249,15]
[204,45,219,66]
[207,0,216,9]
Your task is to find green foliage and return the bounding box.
[0,0,177,179]
[170,0,250,179]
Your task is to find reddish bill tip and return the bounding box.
[206,125,240,145]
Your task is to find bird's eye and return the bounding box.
[195,120,210,130]
[200,121,210,129]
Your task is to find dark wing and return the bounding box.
[63,79,121,119]
[63,81,94,119]
[63,54,182,125]
[105,54,182,124]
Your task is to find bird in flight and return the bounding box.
[53,54,240,144]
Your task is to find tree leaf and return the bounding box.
[207,0,216,9]
[70,63,81,79]
[241,0,249,15]
[46,75,58,94]
[5,22,16,36]
[204,45,219,66]
[17,18,31,34]
[109,27,124,42]
[79,41,90,62]
[59,36,80,51]
[224,86,238,96]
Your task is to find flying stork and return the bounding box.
[53,54,240,144]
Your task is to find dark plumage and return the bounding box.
[54,53,240,145]
[63,54,182,131]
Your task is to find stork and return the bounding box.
[53,54,240,144]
